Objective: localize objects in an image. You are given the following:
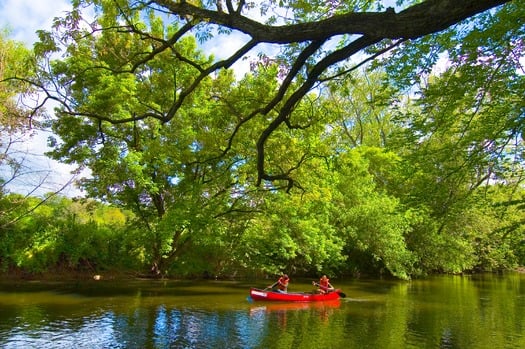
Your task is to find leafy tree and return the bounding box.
[380,0,525,272]
[28,0,510,190]
[0,30,38,133]
[329,147,415,279]
[38,12,270,275]
[0,31,39,199]
[1,30,78,239]
[239,188,346,276]
[321,69,399,148]
[0,193,138,274]
[6,0,522,279]
[0,31,50,257]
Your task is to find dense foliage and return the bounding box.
[1,0,524,279]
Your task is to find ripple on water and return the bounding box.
[1,313,129,349]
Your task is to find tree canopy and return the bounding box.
[1,0,524,279]
[31,0,512,190]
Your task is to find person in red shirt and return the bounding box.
[269,274,289,293]
[313,275,334,294]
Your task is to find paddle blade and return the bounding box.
[337,291,346,298]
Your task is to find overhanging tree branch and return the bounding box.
[152,0,508,41]
[33,0,511,190]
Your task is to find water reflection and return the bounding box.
[250,300,341,327]
[3,310,121,349]
[250,299,341,313]
[0,275,524,348]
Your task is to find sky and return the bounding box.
[0,0,71,45]
[0,0,258,197]
[0,0,391,198]
[1,0,84,197]
[0,0,394,197]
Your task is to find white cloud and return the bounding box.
[0,0,72,45]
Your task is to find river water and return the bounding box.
[0,273,524,348]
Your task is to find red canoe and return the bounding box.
[249,288,344,302]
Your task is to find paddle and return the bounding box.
[312,281,346,298]
[264,281,279,291]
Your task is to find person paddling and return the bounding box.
[313,275,335,294]
[268,274,289,293]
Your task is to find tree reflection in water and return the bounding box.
[1,275,524,348]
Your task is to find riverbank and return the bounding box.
[3,266,525,283]
[0,268,263,282]
[0,269,142,282]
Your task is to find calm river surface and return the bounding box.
[0,273,524,349]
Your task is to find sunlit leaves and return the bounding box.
[0,31,39,131]
[15,0,524,278]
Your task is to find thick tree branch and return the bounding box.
[256,35,380,187]
[153,0,508,42]
[149,0,509,189]
[38,0,511,191]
